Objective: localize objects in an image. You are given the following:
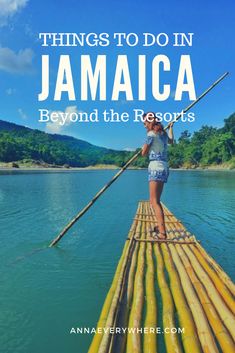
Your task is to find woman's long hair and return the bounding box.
[143,112,165,134]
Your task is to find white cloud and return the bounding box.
[0,47,34,74]
[46,106,79,134]
[124,147,135,151]
[0,0,28,27]
[6,87,16,95]
[18,107,27,120]
[24,23,33,37]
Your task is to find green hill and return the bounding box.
[0,120,134,167]
[0,113,234,169]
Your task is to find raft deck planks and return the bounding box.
[88,201,235,353]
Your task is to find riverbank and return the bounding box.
[1,158,235,171]
[0,163,234,172]
[0,161,142,171]
[172,164,235,171]
[0,162,119,171]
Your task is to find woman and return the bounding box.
[142,112,174,239]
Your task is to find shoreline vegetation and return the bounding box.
[0,161,234,171]
[0,113,234,171]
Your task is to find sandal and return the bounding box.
[153,226,159,233]
[149,231,159,239]
[150,231,167,240]
[158,232,167,240]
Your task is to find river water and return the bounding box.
[0,169,234,353]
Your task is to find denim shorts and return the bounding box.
[148,160,169,183]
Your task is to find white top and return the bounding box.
[145,130,168,162]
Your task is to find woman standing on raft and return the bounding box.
[142,112,174,239]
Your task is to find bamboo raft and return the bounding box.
[88,201,235,353]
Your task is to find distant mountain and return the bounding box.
[0,120,138,167]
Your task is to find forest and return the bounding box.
[0,113,234,169]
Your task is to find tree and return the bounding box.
[178,130,191,142]
[222,113,235,135]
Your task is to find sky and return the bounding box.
[0,0,234,150]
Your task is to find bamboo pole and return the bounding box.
[126,223,146,352]
[88,203,145,353]
[188,246,235,314]
[151,208,204,353]
[164,72,229,130]
[160,242,202,353]
[88,205,140,353]
[149,207,209,352]
[87,241,128,353]
[49,72,228,247]
[97,250,133,353]
[143,213,157,353]
[167,226,235,353]
[183,245,235,341]
[49,151,141,247]
[160,206,235,298]
[160,207,235,341]
[162,208,235,326]
[126,237,139,307]
[155,231,220,353]
[153,241,183,353]
[194,243,235,296]
[134,238,197,244]
[109,219,142,353]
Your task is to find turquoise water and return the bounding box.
[0,169,234,353]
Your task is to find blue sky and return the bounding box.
[0,0,234,150]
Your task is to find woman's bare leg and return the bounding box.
[149,181,166,238]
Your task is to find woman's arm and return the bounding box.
[142,133,154,156]
[142,143,150,156]
[167,123,174,144]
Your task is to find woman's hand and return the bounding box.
[168,122,174,144]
